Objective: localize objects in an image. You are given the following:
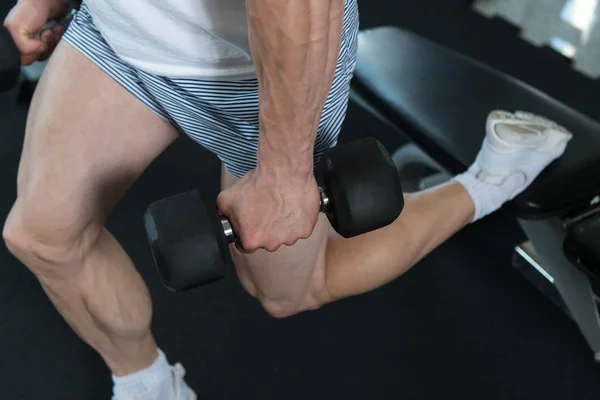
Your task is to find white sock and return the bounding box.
[454,170,525,222]
[112,349,172,400]
[453,110,572,223]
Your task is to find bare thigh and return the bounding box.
[221,166,332,314]
[13,40,178,248]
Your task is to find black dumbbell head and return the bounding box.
[144,190,230,291]
[0,26,21,92]
[318,138,404,238]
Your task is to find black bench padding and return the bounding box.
[353,27,600,218]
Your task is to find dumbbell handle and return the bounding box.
[219,187,331,244]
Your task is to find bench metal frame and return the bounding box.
[518,217,600,362]
[351,25,600,362]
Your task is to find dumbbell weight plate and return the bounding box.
[317,138,404,238]
[0,26,21,92]
[144,190,231,291]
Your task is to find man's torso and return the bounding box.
[85,0,255,79]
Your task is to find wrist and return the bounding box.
[256,157,314,183]
[257,140,314,181]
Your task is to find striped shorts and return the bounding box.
[63,2,360,179]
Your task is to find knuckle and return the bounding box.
[265,239,280,252]
[4,16,17,30]
[302,225,314,239]
[296,224,314,241]
[261,299,294,319]
[240,234,259,252]
[215,193,226,209]
[2,216,23,251]
[283,239,296,247]
[3,23,14,36]
[284,233,300,247]
[216,192,232,213]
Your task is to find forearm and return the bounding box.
[324,181,475,301]
[247,0,344,178]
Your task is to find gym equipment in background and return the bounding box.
[351,26,600,362]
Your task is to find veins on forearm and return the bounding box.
[247,0,344,174]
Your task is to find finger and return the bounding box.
[51,24,65,41]
[216,190,231,215]
[264,242,282,253]
[235,238,253,254]
[21,44,47,65]
[305,223,317,239]
[38,29,57,61]
[283,238,299,247]
[6,24,46,57]
[40,29,55,47]
[39,25,65,61]
[261,236,283,253]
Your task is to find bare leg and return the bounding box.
[223,166,473,317]
[323,182,473,299]
[3,41,179,375]
[227,111,571,317]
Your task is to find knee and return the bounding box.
[259,298,306,319]
[3,208,33,261]
[3,203,97,276]
[258,291,326,319]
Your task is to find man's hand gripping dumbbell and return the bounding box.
[144,138,405,291]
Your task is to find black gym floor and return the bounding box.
[1,1,600,399]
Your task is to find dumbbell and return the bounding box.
[144,138,405,292]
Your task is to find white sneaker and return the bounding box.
[454,110,573,222]
[469,109,572,194]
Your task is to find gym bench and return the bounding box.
[351,26,600,362]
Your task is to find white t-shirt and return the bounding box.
[85,0,255,80]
